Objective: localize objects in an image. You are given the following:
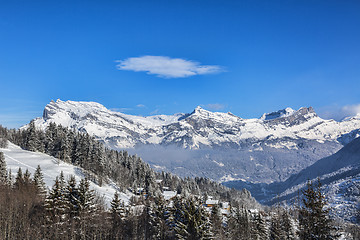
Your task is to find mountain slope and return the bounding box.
[225,137,360,222]
[30,100,360,183]
[277,137,360,222]
[0,142,131,205]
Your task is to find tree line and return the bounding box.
[1,162,356,239]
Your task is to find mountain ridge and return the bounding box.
[28,99,360,184]
[33,99,360,150]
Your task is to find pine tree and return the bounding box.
[45,122,56,155]
[57,133,71,163]
[66,175,80,218]
[44,176,69,238]
[111,192,126,219]
[23,169,32,187]
[78,178,96,212]
[228,206,251,239]
[0,152,7,185]
[77,178,99,239]
[110,191,126,239]
[25,121,39,151]
[33,165,46,195]
[298,179,338,240]
[141,199,157,239]
[251,212,268,240]
[7,168,13,186]
[145,171,155,196]
[151,195,170,240]
[59,171,66,188]
[14,167,24,189]
[210,204,225,239]
[270,210,283,240]
[45,176,68,223]
[173,195,214,240]
[0,131,7,148]
[281,210,295,240]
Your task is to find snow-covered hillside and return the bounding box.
[0,142,131,206]
[225,137,360,222]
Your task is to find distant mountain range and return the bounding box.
[30,100,360,185]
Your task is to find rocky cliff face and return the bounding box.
[31,99,360,183]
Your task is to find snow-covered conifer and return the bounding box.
[227,206,251,239]
[14,167,24,189]
[298,179,338,240]
[25,121,39,152]
[251,212,268,240]
[66,175,80,218]
[45,176,68,223]
[0,152,7,184]
[111,191,126,220]
[23,168,32,186]
[33,165,46,195]
[210,204,225,239]
[59,171,66,188]
[173,195,214,240]
[78,178,97,215]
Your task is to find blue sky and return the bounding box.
[1,0,360,128]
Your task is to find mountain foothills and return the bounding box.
[32,100,360,184]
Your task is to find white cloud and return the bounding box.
[204,103,226,111]
[136,104,146,108]
[116,56,224,78]
[318,104,360,121]
[342,104,360,116]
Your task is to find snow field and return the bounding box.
[1,142,132,207]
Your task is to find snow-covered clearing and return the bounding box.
[0,142,131,207]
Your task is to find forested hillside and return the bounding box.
[1,163,357,239]
[0,122,256,206]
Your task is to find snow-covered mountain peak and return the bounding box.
[342,113,360,122]
[194,105,204,111]
[184,106,242,128]
[260,107,296,121]
[191,106,211,115]
[43,99,108,120]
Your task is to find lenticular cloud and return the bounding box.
[116,56,223,78]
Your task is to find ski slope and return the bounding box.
[0,142,132,206]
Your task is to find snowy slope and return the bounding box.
[225,137,360,222]
[0,142,132,206]
[277,137,360,222]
